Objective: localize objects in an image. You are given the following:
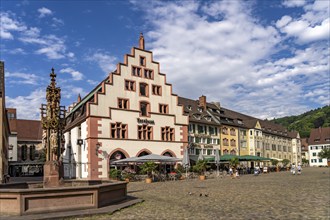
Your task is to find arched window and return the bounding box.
[110,151,127,161]
[21,145,27,161]
[137,151,150,157]
[223,149,229,155]
[230,149,236,155]
[30,145,36,161]
[162,152,173,157]
[223,138,229,146]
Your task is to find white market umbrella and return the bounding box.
[198,150,204,161]
[182,147,190,178]
[215,148,220,177]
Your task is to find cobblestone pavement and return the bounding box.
[72,167,329,220]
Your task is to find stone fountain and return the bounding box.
[0,69,127,217]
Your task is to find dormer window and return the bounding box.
[187,105,192,110]
[193,114,201,120]
[197,107,203,112]
[204,116,211,121]
[237,119,243,125]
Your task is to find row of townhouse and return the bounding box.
[1,35,323,181]
[179,95,302,165]
[60,35,301,180]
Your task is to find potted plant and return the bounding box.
[175,164,185,180]
[109,168,121,180]
[121,167,136,182]
[193,160,209,180]
[271,159,279,172]
[282,159,290,171]
[229,157,240,178]
[139,162,158,183]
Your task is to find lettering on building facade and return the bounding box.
[137,118,155,125]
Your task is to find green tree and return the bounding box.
[229,157,239,170]
[282,159,290,167]
[302,158,309,165]
[271,159,279,166]
[139,162,158,178]
[192,160,209,175]
[318,148,330,159]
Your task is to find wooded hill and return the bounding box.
[271,105,330,138]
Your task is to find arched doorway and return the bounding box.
[110,150,127,162]
[137,150,151,157]
[163,152,172,157]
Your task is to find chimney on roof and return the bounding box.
[77,93,81,103]
[199,95,206,110]
[139,33,145,50]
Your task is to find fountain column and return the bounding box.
[40,68,66,188]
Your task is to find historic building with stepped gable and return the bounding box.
[63,35,188,179]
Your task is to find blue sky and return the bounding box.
[1,0,329,120]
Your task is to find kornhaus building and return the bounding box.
[63,35,188,179]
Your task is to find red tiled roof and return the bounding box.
[16,119,42,141]
[309,127,330,145]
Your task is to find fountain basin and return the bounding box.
[0,180,127,216]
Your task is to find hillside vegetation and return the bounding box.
[272,105,330,138]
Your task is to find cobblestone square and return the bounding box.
[74,167,329,220]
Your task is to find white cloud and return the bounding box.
[130,0,329,119]
[1,11,73,59]
[20,33,73,59]
[0,11,27,40]
[59,67,84,81]
[282,0,307,8]
[8,48,26,55]
[277,0,330,43]
[6,89,45,120]
[61,85,86,99]
[5,71,39,85]
[87,79,98,85]
[86,52,117,74]
[38,7,53,18]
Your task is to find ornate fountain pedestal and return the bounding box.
[43,161,62,188]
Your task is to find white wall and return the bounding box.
[309,144,329,166]
[8,135,17,161]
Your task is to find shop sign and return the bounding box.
[137,118,155,125]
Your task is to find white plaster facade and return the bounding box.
[309,144,329,166]
[64,38,188,180]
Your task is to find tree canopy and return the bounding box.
[318,148,330,160]
[272,105,330,138]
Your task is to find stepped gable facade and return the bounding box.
[64,35,189,179]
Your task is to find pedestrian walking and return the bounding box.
[229,167,233,176]
[297,164,302,175]
[291,163,296,175]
